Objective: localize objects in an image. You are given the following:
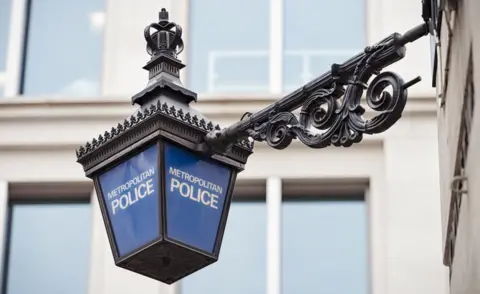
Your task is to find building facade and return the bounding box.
[432,0,480,293]
[0,0,448,294]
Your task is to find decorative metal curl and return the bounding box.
[144,8,184,58]
[249,112,297,150]
[246,46,423,150]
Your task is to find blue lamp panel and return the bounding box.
[99,145,160,257]
[164,142,232,254]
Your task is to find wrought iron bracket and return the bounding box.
[204,22,429,154]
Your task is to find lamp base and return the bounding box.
[117,239,217,284]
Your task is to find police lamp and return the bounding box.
[76,8,253,284]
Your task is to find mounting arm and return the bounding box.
[204,22,429,153]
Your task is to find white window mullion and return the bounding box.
[269,0,283,94]
[5,0,28,97]
[0,180,8,292]
[266,177,282,294]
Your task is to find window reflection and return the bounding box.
[282,200,368,294]
[188,0,269,94]
[0,0,10,70]
[0,0,11,98]
[22,0,104,97]
[181,201,266,294]
[5,203,92,294]
[283,0,365,91]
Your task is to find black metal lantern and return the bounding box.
[76,8,253,284]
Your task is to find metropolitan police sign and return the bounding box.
[99,145,160,257]
[87,137,246,284]
[164,142,231,254]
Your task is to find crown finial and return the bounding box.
[144,8,184,58]
[136,8,189,99]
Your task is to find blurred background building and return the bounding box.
[0,0,448,294]
[432,0,480,293]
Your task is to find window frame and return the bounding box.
[185,0,366,100]
[2,0,366,99]
[0,182,93,294]
[2,0,105,98]
[268,178,369,294]
[180,177,369,294]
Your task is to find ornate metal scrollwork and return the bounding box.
[248,45,422,150]
[204,22,430,152]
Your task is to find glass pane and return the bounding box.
[181,201,266,294]
[0,0,10,69]
[188,0,269,94]
[283,0,365,92]
[6,203,92,294]
[22,0,105,97]
[0,0,11,98]
[282,200,368,294]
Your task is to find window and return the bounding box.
[0,0,12,97]
[282,197,368,294]
[181,200,267,294]
[21,0,105,97]
[187,0,365,95]
[187,0,270,94]
[446,50,475,278]
[3,202,92,294]
[181,179,368,294]
[283,0,365,92]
